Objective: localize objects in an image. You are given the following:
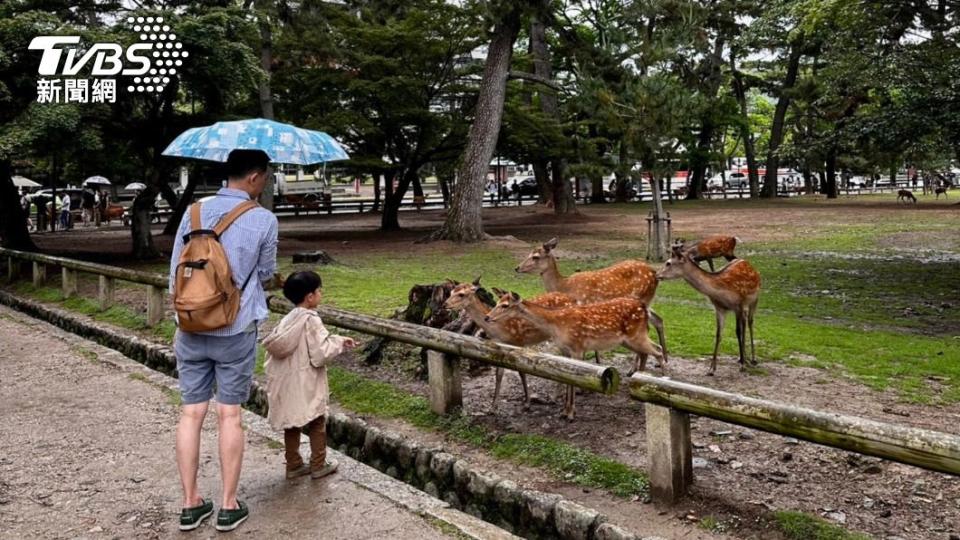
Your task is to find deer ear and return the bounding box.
[491,287,506,297]
[472,276,482,286]
[544,237,559,251]
[510,291,521,302]
[672,244,684,256]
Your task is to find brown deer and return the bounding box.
[897,190,918,204]
[681,235,739,271]
[515,238,668,366]
[443,280,576,410]
[486,292,663,420]
[657,244,761,375]
[935,186,949,199]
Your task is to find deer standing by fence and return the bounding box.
[486,292,663,420]
[657,243,761,375]
[515,238,668,366]
[443,279,576,410]
[681,235,739,271]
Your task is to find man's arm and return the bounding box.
[257,214,279,285]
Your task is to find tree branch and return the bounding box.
[507,70,562,91]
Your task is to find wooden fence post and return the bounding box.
[7,257,19,282]
[61,267,78,298]
[645,403,692,503]
[146,285,163,327]
[427,350,462,415]
[98,275,115,311]
[32,262,46,287]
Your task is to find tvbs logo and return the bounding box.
[29,15,187,103]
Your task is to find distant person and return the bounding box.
[20,191,33,231]
[59,192,71,230]
[169,149,278,532]
[911,174,918,188]
[262,271,355,482]
[81,188,95,227]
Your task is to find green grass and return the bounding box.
[328,366,648,497]
[774,510,872,540]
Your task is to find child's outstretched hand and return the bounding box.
[342,337,357,350]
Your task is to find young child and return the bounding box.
[263,271,356,479]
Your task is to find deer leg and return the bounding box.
[594,351,601,363]
[647,308,669,366]
[707,258,715,272]
[518,371,531,410]
[735,312,748,371]
[710,309,726,375]
[724,254,736,262]
[748,305,758,366]
[492,367,504,412]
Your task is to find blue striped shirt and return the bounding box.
[169,187,279,337]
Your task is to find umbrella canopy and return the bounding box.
[124,182,147,191]
[12,176,40,188]
[161,118,349,165]
[83,175,111,186]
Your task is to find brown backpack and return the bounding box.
[173,200,259,332]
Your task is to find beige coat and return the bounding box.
[263,307,347,430]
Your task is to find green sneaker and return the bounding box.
[215,500,249,532]
[179,498,213,531]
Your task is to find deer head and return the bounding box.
[657,244,692,280]
[484,291,527,323]
[515,237,559,274]
[443,278,481,310]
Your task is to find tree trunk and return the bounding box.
[824,149,838,199]
[380,170,403,230]
[258,13,276,212]
[162,176,198,235]
[686,122,713,200]
[131,183,161,260]
[762,43,803,198]
[533,159,552,204]
[372,172,382,212]
[432,7,523,242]
[648,172,667,261]
[731,59,760,197]
[551,159,575,213]
[0,159,38,251]
[590,174,605,203]
[802,167,814,195]
[439,174,451,209]
[614,139,630,202]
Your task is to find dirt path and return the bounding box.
[0,305,468,540]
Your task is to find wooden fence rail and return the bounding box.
[2,247,167,326]
[266,296,620,414]
[629,374,960,502]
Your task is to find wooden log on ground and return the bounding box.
[268,296,619,395]
[629,374,960,476]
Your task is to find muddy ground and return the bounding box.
[21,199,960,539]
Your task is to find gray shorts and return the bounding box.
[174,329,258,406]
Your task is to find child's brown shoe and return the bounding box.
[286,464,311,479]
[311,459,339,479]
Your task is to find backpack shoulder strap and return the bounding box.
[213,200,259,237]
[189,202,202,231]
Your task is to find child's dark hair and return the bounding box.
[283,271,322,305]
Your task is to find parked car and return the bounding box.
[707,172,749,190]
[508,176,540,197]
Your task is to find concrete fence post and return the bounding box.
[32,262,46,287]
[645,403,692,503]
[98,275,115,311]
[61,267,78,298]
[146,285,163,327]
[427,350,462,415]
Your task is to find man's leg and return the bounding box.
[176,401,209,508]
[217,403,244,510]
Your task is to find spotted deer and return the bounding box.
[681,235,739,271]
[657,244,761,375]
[443,280,576,411]
[515,238,668,366]
[485,292,663,421]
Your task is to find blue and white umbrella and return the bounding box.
[161,118,349,165]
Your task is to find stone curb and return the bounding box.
[0,290,650,540]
